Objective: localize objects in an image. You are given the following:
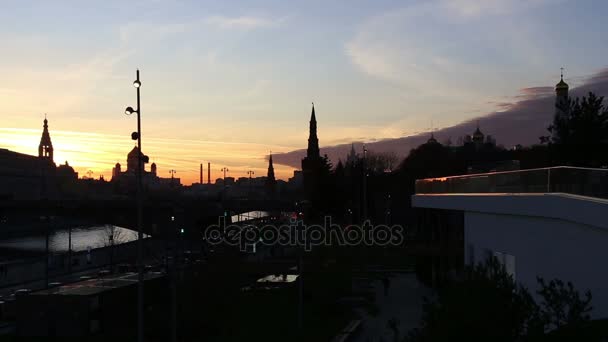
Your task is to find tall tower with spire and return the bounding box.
[555,68,569,119]
[301,103,325,213]
[38,115,54,162]
[307,103,320,159]
[266,152,277,196]
[267,152,276,181]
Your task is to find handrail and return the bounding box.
[415,166,608,200]
[416,166,608,183]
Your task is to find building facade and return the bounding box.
[111,146,180,189]
[0,117,77,200]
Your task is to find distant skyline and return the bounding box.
[274,68,608,169]
[1,0,607,184]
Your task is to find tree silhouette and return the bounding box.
[405,257,595,341]
[548,92,608,146]
[544,92,608,167]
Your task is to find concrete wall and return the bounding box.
[465,211,608,318]
[412,193,608,319]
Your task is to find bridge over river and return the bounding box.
[0,198,296,239]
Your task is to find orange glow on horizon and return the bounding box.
[0,127,297,185]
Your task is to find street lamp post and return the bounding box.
[221,167,229,189]
[125,69,145,342]
[109,230,114,271]
[362,145,368,222]
[385,194,391,225]
[247,170,254,198]
[169,169,177,186]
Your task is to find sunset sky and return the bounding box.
[1,0,607,184]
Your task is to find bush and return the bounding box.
[406,257,596,341]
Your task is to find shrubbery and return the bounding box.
[406,257,599,341]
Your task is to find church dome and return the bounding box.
[128,146,140,158]
[128,146,148,162]
[556,77,569,90]
[57,161,74,172]
[473,126,484,139]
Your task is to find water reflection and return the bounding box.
[0,225,142,253]
[231,211,269,223]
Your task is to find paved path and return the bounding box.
[353,272,432,342]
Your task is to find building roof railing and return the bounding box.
[415,166,608,200]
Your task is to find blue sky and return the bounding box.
[0,0,607,183]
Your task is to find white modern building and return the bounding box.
[412,166,608,318]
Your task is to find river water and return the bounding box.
[0,225,141,254]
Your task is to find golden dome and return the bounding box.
[556,77,568,90]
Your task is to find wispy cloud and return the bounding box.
[344,3,491,101]
[119,22,191,45]
[118,14,286,43]
[344,0,562,127]
[275,67,608,169]
[440,0,556,17]
[204,15,286,31]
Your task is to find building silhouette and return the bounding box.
[460,122,495,150]
[555,69,569,118]
[472,123,484,146]
[38,115,54,162]
[111,146,180,189]
[552,69,570,143]
[301,104,324,205]
[266,152,276,196]
[0,116,78,199]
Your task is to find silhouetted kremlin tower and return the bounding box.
[307,103,320,159]
[266,152,277,196]
[38,115,54,162]
[301,103,325,216]
[267,152,276,182]
[302,103,323,171]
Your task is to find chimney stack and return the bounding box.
[207,162,211,184]
[200,163,203,184]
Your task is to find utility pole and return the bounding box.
[170,215,177,342]
[169,169,177,186]
[108,225,114,272]
[362,145,368,222]
[68,224,72,274]
[45,215,50,289]
[247,170,255,198]
[298,247,304,331]
[385,194,392,225]
[135,70,144,342]
[221,167,229,189]
[125,69,145,342]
